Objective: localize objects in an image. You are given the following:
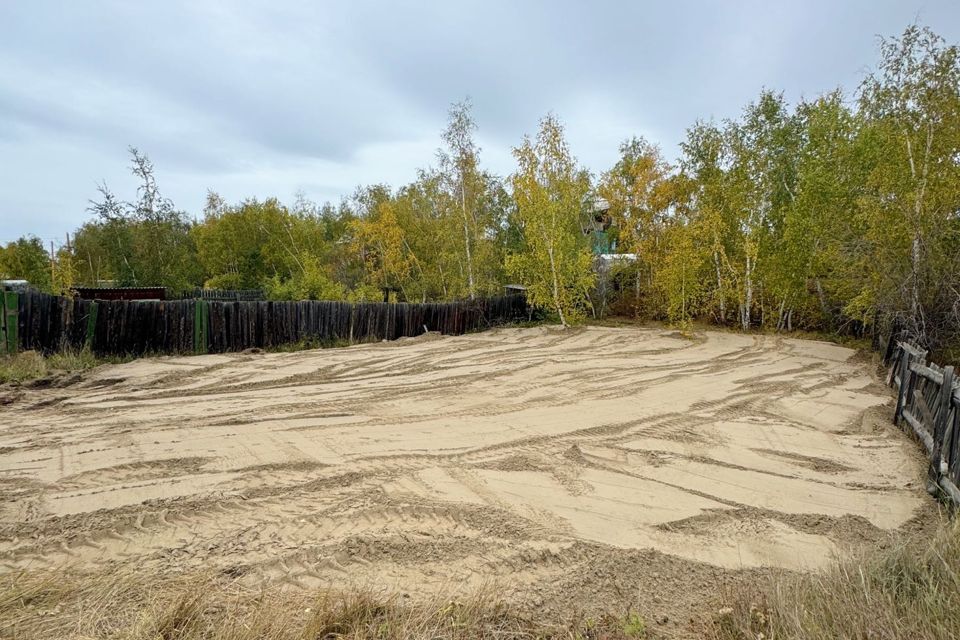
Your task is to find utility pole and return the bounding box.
[50,240,55,288]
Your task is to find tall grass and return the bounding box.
[0,348,109,384]
[0,569,648,639]
[712,516,960,639]
[3,521,957,639]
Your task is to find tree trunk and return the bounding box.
[681,260,686,323]
[461,182,475,300]
[438,263,448,299]
[905,124,932,340]
[547,244,566,327]
[815,278,829,324]
[713,249,725,324]
[741,255,752,331]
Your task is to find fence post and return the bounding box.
[0,289,6,355]
[932,366,956,474]
[194,300,208,354]
[894,346,911,426]
[84,301,98,351]
[2,291,18,355]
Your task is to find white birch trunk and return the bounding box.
[713,249,725,323]
[741,254,752,331]
[548,243,566,327]
[461,182,475,300]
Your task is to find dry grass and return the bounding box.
[711,515,960,640]
[0,568,648,640]
[0,348,114,384]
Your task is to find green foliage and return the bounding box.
[193,196,337,297]
[507,114,595,325]
[0,236,51,292]
[657,222,706,325]
[5,24,959,351]
[623,24,960,352]
[855,25,960,349]
[263,255,346,301]
[597,137,674,316]
[81,147,201,290]
[621,611,647,638]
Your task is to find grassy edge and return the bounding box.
[5,511,958,640]
[0,569,651,640]
[710,514,960,639]
[0,348,123,385]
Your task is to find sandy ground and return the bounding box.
[0,326,930,632]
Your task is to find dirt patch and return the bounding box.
[0,326,928,637]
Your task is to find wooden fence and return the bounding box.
[4,289,527,356]
[178,288,266,302]
[885,335,960,506]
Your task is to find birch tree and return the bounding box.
[680,122,736,324]
[438,100,482,299]
[507,114,594,325]
[858,25,960,348]
[598,137,673,314]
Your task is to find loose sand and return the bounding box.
[0,326,930,631]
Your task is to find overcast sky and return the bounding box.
[1,0,958,245]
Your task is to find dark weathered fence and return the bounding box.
[92,299,197,355]
[885,335,960,506]
[5,289,527,357]
[180,288,265,302]
[15,289,93,353]
[204,299,521,352]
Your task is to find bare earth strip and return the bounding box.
[0,326,931,629]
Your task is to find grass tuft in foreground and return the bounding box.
[0,348,125,385]
[711,515,960,640]
[0,569,649,639]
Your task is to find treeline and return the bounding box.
[1,25,958,355]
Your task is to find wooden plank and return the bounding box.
[900,341,928,359]
[4,291,18,354]
[0,288,6,355]
[909,361,944,386]
[915,385,937,429]
[193,301,205,354]
[932,366,955,476]
[903,409,935,454]
[85,302,98,351]
[938,475,960,507]
[894,350,912,425]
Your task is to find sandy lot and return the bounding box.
[0,326,929,627]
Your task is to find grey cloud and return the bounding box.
[1,0,958,241]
